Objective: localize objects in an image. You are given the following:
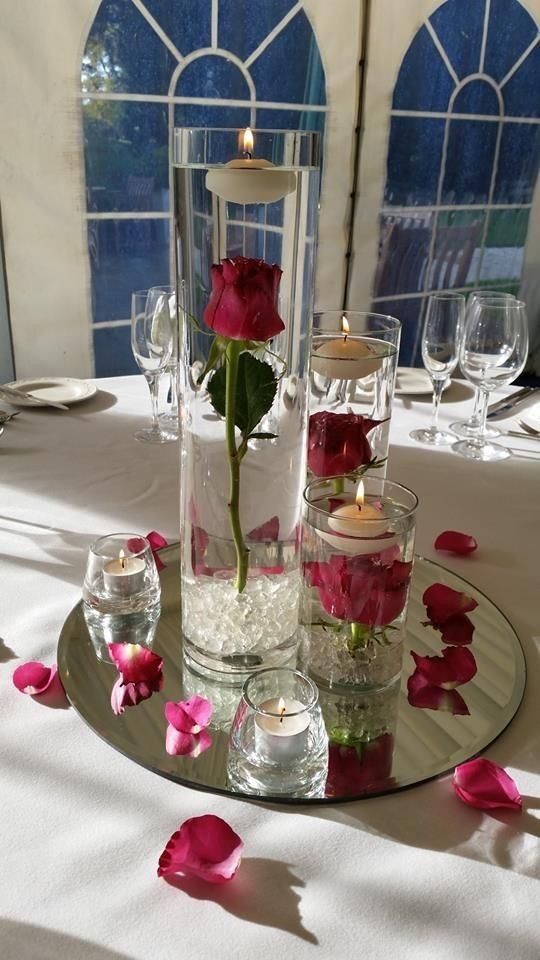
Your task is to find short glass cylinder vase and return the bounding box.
[173,128,321,678]
[82,533,161,617]
[300,477,418,690]
[227,668,328,798]
[309,312,401,481]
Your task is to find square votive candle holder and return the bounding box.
[83,533,161,617]
[227,668,328,798]
[309,312,401,480]
[300,476,418,691]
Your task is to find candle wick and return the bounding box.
[121,556,126,570]
[244,150,252,160]
[279,707,286,724]
[343,332,348,343]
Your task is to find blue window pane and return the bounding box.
[502,43,540,118]
[442,120,498,204]
[494,124,540,203]
[384,117,446,207]
[429,0,485,80]
[82,0,176,95]
[219,0,295,62]
[89,219,170,322]
[142,0,211,56]
[94,326,139,377]
[255,108,326,132]
[176,55,251,100]
[431,210,486,288]
[250,11,326,105]
[83,102,168,213]
[374,214,434,297]
[392,25,454,112]
[371,297,426,367]
[479,209,530,283]
[174,103,251,128]
[452,80,501,116]
[485,0,538,83]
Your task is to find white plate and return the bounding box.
[4,377,97,407]
[520,402,540,433]
[394,367,449,396]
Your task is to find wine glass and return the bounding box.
[453,298,529,462]
[410,292,466,445]
[450,290,516,440]
[131,288,176,444]
[149,284,181,437]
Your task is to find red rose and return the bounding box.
[304,554,412,627]
[307,411,382,476]
[326,734,395,797]
[203,257,284,341]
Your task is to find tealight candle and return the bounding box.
[328,481,389,538]
[103,550,145,598]
[255,696,309,762]
[311,316,384,380]
[205,128,297,205]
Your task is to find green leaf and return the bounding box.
[208,351,278,437]
[196,335,227,384]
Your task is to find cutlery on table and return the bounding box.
[0,410,21,424]
[0,385,69,411]
[486,386,537,420]
[506,421,540,441]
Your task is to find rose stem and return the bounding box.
[349,621,368,653]
[225,339,249,593]
[332,477,345,495]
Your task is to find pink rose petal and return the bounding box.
[158,815,244,883]
[127,531,168,572]
[165,695,213,734]
[165,726,212,757]
[411,646,477,688]
[453,758,521,811]
[111,672,163,716]
[423,582,478,624]
[407,671,470,714]
[435,530,478,555]
[108,643,163,684]
[13,661,57,695]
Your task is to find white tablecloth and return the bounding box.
[1,377,539,960]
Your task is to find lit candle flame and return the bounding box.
[341,315,350,341]
[243,127,254,157]
[119,548,126,570]
[278,696,286,723]
[355,479,365,510]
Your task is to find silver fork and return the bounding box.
[507,420,540,441]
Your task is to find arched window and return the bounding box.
[81,0,326,375]
[372,0,540,365]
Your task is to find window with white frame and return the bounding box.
[371,0,540,366]
[81,0,327,376]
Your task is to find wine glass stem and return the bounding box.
[169,364,179,419]
[146,373,160,432]
[476,388,490,441]
[431,378,445,432]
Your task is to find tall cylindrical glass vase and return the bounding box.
[173,128,320,679]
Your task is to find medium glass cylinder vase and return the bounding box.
[173,128,320,678]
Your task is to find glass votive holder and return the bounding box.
[309,312,401,480]
[227,668,328,798]
[83,533,161,617]
[84,605,160,664]
[300,476,418,690]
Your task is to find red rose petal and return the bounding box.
[247,516,280,541]
[165,726,212,757]
[13,661,56,695]
[423,583,478,624]
[165,695,213,734]
[411,646,477,688]
[110,672,163,715]
[407,670,470,714]
[453,758,521,811]
[157,815,244,883]
[440,614,475,646]
[108,643,163,684]
[435,530,478,555]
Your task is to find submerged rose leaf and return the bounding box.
[13,661,60,696]
[157,815,244,884]
[453,758,521,811]
[435,530,478,555]
[108,643,163,684]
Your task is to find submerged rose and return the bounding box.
[326,734,395,797]
[304,554,412,628]
[307,411,382,477]
[203,256,284,342]
[158,815,244,884]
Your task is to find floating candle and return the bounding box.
[311,316,384,380]
[205,128,297,205]
[254,696,309,762]
[328,480,389,538]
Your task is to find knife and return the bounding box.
[486,386,537,420]
[0,385,69,411]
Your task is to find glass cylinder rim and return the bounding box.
[132,286,174,298]
[427,292,466,301]
[314,310,401,330]
[468,297,525,310]
[173,125,320,138]
[89,533,150,560]
[468,289,516,299]
[303,477,419,521]
[242,668,319,716]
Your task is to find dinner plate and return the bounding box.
[394,367,450,396]
[520,402,540,433]
[4,377,97,407]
